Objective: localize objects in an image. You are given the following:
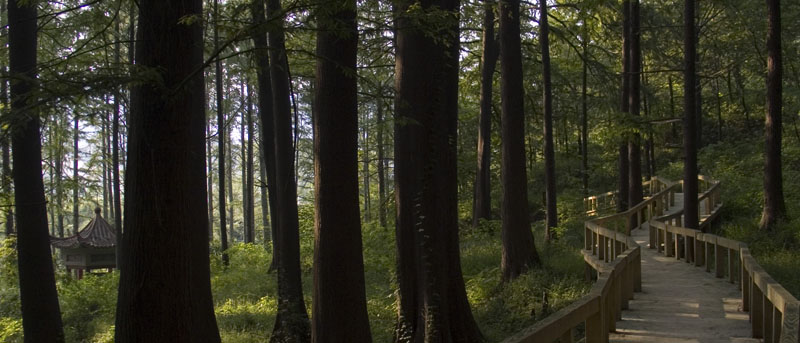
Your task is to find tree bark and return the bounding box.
[376,94,387,228]
[472,0,498,228]
[362,124,370,222]
[9,0,66,340]
[113,14,123,268]
[683,0,699,231]
[618,0,631,212]
[215,0,229,265]
[114,0,221,340]
[393,0,482,339]
[249,0,280,271]
[267,0,311,338]
[628,0,643,209]
[311,0,372,338]
[498,0,539,281]
[540,0,557,239]
[759,0,786,230]
[581,20,589,199]
[246,83,256,243]
[72,115,79,234]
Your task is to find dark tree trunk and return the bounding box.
[618,0,630,212]
[8,0,66,340]
[498,0,540,281]
[1,18,12,235]
[362,126,370,222]
[581,21,589,199]
[267,0,311,338]
[311,0,372,338]
[102,112,109,219]
[259,149,271,244]
[760,0,786,230]
[393,0,482,339]
[540,0,557,238]
[472,0,497,228]
[114,0,221,341]
[376,95,387,228]
[628,0,643,208]
[56,115,65,237]
[241,84,248,242]
[683,0,699,231]
[226,93,234,241]
[249,0,280,271]
[246,83,255,243]
[694,1,703,148]
[72,115,79,234]
[208,119,215,241]
[215,0,229,265]
[113,16,123,267]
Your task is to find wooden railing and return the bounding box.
[649,176,800,343]
[503,177,680,343]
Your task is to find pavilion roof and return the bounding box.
[51,208,116,249]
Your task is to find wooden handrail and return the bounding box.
[504,177,674,343]
[648,176,800,343]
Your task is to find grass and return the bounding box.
[0,201,591,342]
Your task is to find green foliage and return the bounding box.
[58,273,118,343]
[0,238,21,343]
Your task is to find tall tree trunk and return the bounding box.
[56,114,65,237]
[715,78,723,141]
[215,0,229,265]
[362,125,370,222]
[102,111,109,219]
[643,71,654,178]
[393,0,482,339]
[759,0,786,230]
[694,0,703,149]
[498,0,539,281]
[472,0,497,228]
[246,83,255,243]
[241,81,249,243]
[113,14,123,268]
[628,0,643,210]
[259,146,271,244]
[72,115,80,235]
[540,0,557,238]
[376,94,387,228]
[249,0,280,271]
[227,89,235,241]
[115,0,221,339]
[618,0,631,212]
[683,0,699,231]
[311,0,372,338]
[267,0,311,338]
[581,20,589,199]
[1,7,12,235]
[208,116,215,241]
[9,1,66,340]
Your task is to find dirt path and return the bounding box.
[609,194,759,343]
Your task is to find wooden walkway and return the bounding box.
[610,193,759,343]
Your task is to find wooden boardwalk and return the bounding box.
[610,193,759,343]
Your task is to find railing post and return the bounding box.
[752,282,764,338]
[634,249,642,292]
[685,236,693,264]
[560,327,574,343]
[728,248,736,284]
[649,224,656,249]
[705,240,713,273]
[715,242,725,278]
[772,306,781,342]
[585,303,603,343]
[665,226,674,257]
[676,233,683,261]
[764,299,774,343]
[695,235,705,267]
[742,263,750,311]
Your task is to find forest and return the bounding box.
[0,0,799,342]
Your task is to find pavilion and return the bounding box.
[50,207,116,279]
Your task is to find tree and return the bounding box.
[215,0,230,266]
[8,0,66,340]
[540,0,557,239]
[245,83,256,243]
[628,0,643,210]
[759,0,785,230]
[392,0,482,339]
[72,115,80,234]
[617,0,631,213]
[498,0,540,281]
[267,0,311,338]
[683,0,699,231]
[249,0,280,270]
[114,0,221,340]
[472,0,498,228]
[310,0,372,338]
